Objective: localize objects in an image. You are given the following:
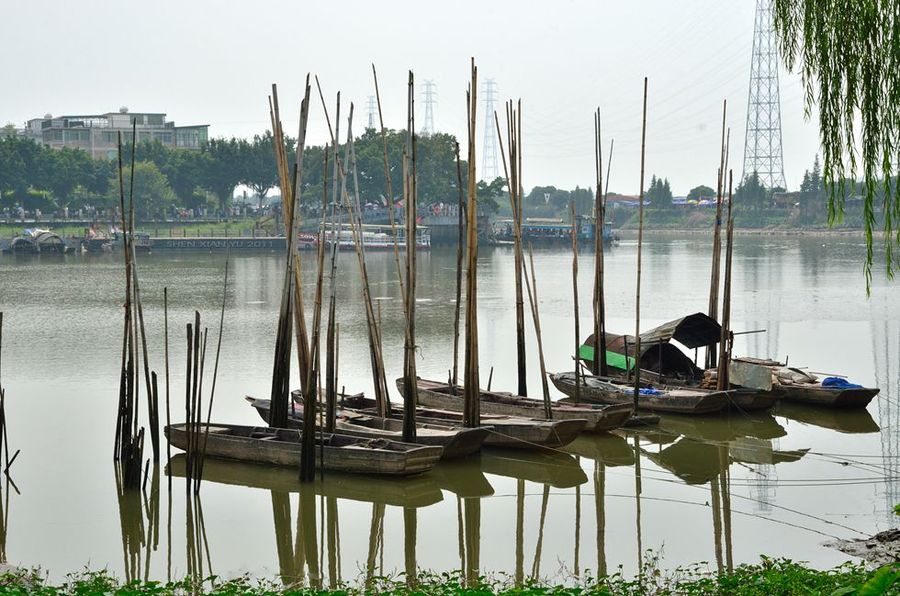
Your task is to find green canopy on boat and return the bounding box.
[578,344,636,371]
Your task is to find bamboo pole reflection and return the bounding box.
[365,503,385,587]
[463,497,480,586]
[403,507,417,587]
[633,434,643,577]
[595,460,606,578]
[515,480,524,585]
[115,462,161,582]
[530,484,550,580]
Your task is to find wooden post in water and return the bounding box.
[706,101,728,369]
[571,201,581,402]
[325,94,342,433]
[462,59,481,428]
[452,142,465,387]
[523,244,552,418]
[402,70,418,443]
[717,171,735,390]
[633,78,648,413]
[495,101,527,396]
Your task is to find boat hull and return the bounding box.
[165,423,442,476]
[771,384,879,408]
[341,393,585,449]
[246,397,489,459]
[550,372,728,415]
[400,377,630,433]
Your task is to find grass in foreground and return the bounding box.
[0,558,898,595]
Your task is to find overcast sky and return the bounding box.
[2,0,821,195]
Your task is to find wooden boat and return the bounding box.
[339,392,586,449]
[165,423,442,476]
[549,371,729,415]
[733,357,879,409]
[245,396,489,460]
[166,454,443,508]
[563,433,636,467]
[399,377,632,434]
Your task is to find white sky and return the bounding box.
[1,0,821,195]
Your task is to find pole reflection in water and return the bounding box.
[403,507,416,588]
[185,488,212,583]
[595,460,606,578]
[365,503,385,587]
[0,477,10,568]
[633,434,643,577]
[530,484,550,580]
[115,462,161,582]
[514,480,524,586]
[463,497,480,587]
[574,471,581,577]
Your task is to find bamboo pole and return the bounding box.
[717,171,735,390]
[592,109,609,376]
[372,65,406,312]
[452,142,465,387]
[706,100,728,369]
[325,94,341,433]
[402,70,418,443]
[571,201,581,403]
[495,102,527,396]
[523,244,551,417]
[463,59,480,428]
[633,78,648,413]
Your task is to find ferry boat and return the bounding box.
[322,223,430,250]
[493,216,617,246]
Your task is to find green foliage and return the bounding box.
[773,0,900,287]
[108,161,178,219]
[646,175,673,209]
[735,172,767,212]
[0,559,890,595]
[688,185,716,202]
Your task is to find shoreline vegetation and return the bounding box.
[0,558,897,595]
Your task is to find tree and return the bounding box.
[688,185,715,202]
[799,155,825,220]
[240,132,279,206]
[646,175,673,209]
[774,1,899,284]
[201,138,243,212]
[109,161,177,219]
[735,172,767,213]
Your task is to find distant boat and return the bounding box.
[165,423,443,477]
[322,223,430,250]
[5,228,70,254]
[493,217,616,246]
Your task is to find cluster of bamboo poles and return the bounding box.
[462,59,481,428]
[113,123,161,490]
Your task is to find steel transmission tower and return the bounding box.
[421,80,437,135]
[481,79,499,181]
[742,0,787,189]
[366,95,377,130]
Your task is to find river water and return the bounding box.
[0,232,897,585]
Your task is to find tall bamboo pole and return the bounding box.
[402,70,418,443]
[462,59,480,428]
[717,171,735,390]
[452,142,465,387]
[523,244,551,418]
[592,109,609,376]
[706,101,728,369]
[325,93,341,433]
[571,201,581,402]
[372,65,407,312]
[633,78,648,412]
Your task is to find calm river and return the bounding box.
[0,232,897,585]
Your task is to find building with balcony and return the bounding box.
[24,109,208,159]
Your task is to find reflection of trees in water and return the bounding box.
[873,318,900,525]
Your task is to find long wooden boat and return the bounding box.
[399,377,632,433]
[165,423,442,477]
[245,396,489,460]
[549,371,729,415]
[479,448,588,489]
[774,401,880,434]
[338,393,585,449]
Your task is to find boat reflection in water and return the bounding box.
[775,401,880,434]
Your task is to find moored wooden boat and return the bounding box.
[245,396,489,460]
[338,392,585,449]
[165,422,442,476]
[549,371,729,415]
[399,377,631,434]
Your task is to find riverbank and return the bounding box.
[0,559,892,594]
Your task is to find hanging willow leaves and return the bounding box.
[773,0,900,290]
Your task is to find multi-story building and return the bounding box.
[22,109,208,158]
